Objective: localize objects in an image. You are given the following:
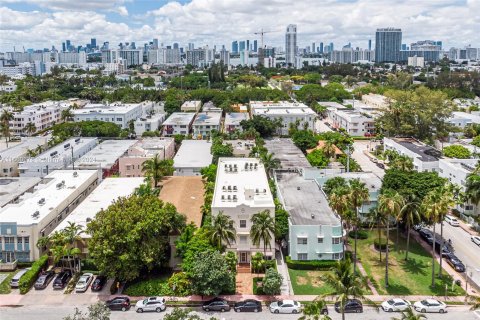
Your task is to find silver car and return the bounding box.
[135,297,166,313]
[75,273,94,292]
[269,300,302,314]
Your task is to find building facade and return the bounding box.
[375,28,402,63]
[0,137,48,177]
[285,24,297,68]
[162,113,196,136]
[173,140,213,176]
[192,112,222,139]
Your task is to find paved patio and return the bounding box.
[236,272,264,295]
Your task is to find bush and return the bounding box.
[253,277,264,295]
[16,262,34,269]
[81,259,98,271]
[123,277,174,297]
[262,268,283,295]
[167,272,192,297]
[286,256,338,270]
[18,255,49,294]
[374,238,388,250]
[348,230,369,240]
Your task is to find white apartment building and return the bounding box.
[250,101,316,135]
[326,106,375,136]
[134,113,165,136]
[102,49,143,67]
[19,138,98,177]
[211,158,275,263]
[361,93,388,109]
[9,101,71,135]
[0,62,36,77]
[181,101,202,112]
[448,112,480,129]
[173,140,213,176]
[0,81,17,93]
[102,59,127,75]
[192,112,222,139]
[72,102,146,129]
[383,137,442,172]
[147,48,181,65]
[224,113,250,133]
[55,52,87,66]
[162,112,196,136]
[0,177,41,208]
[0,170,99,263]
[0,137,48,177]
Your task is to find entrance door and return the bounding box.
[240,252,248,263]
[4,252,15,263]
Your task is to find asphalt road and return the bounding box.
[351,141,385,179]
[436,222,480,292]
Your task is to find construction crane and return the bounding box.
[254,29,275,50]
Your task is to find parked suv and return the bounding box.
[106,296,131,311]
[10,268,30,288]
[53,270,72,290]
[135,297,166,313]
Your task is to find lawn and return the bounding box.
[0,272,14,294]
[356,230,465,296]
[288,269,335,295]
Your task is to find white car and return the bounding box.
[135,297,166,313]
[471,236,480,246]
[413,299,447,313]
[75,273,93,292]
[381,298,411,312]
[445,215,459,226]
[269,300,302,314]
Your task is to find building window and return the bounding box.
[24,236,29,245]
[297,238,307,245]
[240,220,246,228]
[317,237,324,244]
[297,253,308,261]
[17,237,22,245]
[239,235,247,244]
[4,237,14,244]
[332,237,342,244]
[332,253,342,260]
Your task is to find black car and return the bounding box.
[335,299,363,313]
[202,297,231,312]
[446,256,466,272]
[34,271,55,290]
[376,163,385,169]
[106,296,131,311]
[234,299,262,313]
[53,270,72,290]
[91,275,107,292]
[419,229,433,242]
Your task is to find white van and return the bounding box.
[445,215,459,226]
[10,268,30,288]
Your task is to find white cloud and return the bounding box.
[0,0,478,51]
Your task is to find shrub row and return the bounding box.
[286,256,338,270]
[348,230,369,240]
[81,259,99,271]
[18,255,49,294]
[373,238,388,250]
[123,278,174,297]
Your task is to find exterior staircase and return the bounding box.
[237,263,251,274]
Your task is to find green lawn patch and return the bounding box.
[356,230,465,296]
[288,269,335,295]
[123,272,173,297]
[0,272,15,294]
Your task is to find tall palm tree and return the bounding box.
[391,306,427,320]
[0,109,14,148]
[61,108,73,122]
[328,187,351,258]
[141,155,173,188]
[321,258,374,320]
[422,187,447,287]
[389,155,413,172]
[398,195,421,261]
[466,174,480,215]
[367,207,387,262]
[378,189,404,288]
[436,186,455,277]
[209,211,236,251]
[250,210,275,258]
[322,140,337,159]
[63,222,84,271]
[260,152,280,179]
[299,299,331,320]
[24,122,36,136]
[348,179,370,274]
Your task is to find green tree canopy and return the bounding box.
[188,251,235,296]
[381,169,447,201]
[443,144,471,159]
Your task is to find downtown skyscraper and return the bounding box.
[375,28,402,63]
[285,24,297,68]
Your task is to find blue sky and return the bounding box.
[0,0,478,52]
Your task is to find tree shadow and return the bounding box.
[400,258,428,276]
[385,282,412,295]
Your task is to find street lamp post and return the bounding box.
[71,146,75,170]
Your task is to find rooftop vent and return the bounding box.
[311,214,315,219]
[56,180,65,189]
[73,171,78,177]
[38,198,45,205]
[31,211,40,219]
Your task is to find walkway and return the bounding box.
[235,272,264,295]
[276,248,292,295]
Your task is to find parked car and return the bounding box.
[202,298,231,312]
[335,299,363,313]
[381,298,411,312]
[106,296,131,311]
[471,236,480,246]
[445,215,459,226]
[91,275,107,292]
[269,300,302,314]
[135,296,166,313]
[376,162,385,169]
[34,271,55,290]
[234,299,262,313]
[52,270,72,290]
[414,299,447,313]
[75,273,94,292]
[446,256,466,272]
[10,268,30,288]
[418,228,432,240]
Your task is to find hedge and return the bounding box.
[18,255,49,294]
[286,252,352,270]
[348,230,369,240]
[374,238,388,250]
[123,278,174,297]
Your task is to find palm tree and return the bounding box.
[250,210,275,258]
[422,187,447,287]
[466,174,480,215]
[260,152,280,179]
[466,295,480,310]
[398,195,421,261]
[61,108,73,122]
[436,186,455,277]
[141,155,173,188]
[24,122,36,136]
[0,109,14,148]
[328,187,351,258]
[389,155,413,172]
[321,258,374,320]
[378,189,404,288]
[391,306,427,320]
[63,222,84,271]
[209,211,236,251]
[348,179,370,274]
[367,207,387,262]
[299,299,331,320]
[322,140,337,159]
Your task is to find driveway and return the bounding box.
[352,141,385,179]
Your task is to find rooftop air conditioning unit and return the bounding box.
[31,211,40,219]
[38,198,45,205]
[73,171,78,177]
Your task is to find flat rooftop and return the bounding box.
[0,137,47,161]
[73,140,137,170]
[276,171,340,226]
[73,103,140,115]
[391,138,442,162]
[181,100,201,110]
[163,112,196,126]
[159,176,204,227]
[439,158,479,173]
[316,172,382,192]
[53,177,144,236]
[192,112,222,126]
[252,107,316,116]
[0,177,42,208]
[225,113,250,126]
[250,101,309,109]
[264,138,312,169]
[0,170,98,225]
[126,138,175,157]
[25,137,97,163]
[173,140,212,168]
[212,158,274,209]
